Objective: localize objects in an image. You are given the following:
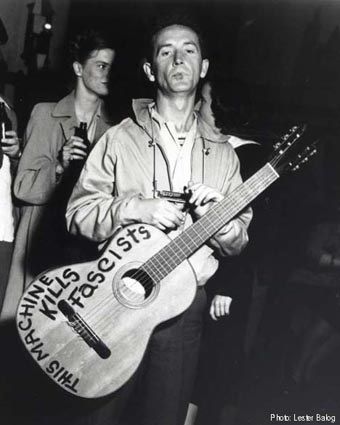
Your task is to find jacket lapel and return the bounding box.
[51,92,77,143]
[94,105,114,141]
[51,92,114,144]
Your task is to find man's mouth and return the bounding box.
[172,72,187,80]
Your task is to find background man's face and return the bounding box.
[75,48,115,97]
[146,25,209,96]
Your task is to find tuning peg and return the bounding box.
[290,143,318,172]
[273,124,306,152]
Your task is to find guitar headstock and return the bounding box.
[269,124,318,175]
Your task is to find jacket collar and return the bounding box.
[52,91,113,124]
[132,98,229,144]
[52,91,113,143]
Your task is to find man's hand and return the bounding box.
[133,198,185,232]
[59,136,88,170]
[186,182,224,218]
[2,130,21,159]
[210,295,232,320]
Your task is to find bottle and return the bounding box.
[0,102,12,169]
[74,121,90,158]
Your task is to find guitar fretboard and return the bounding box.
[142,163,279,281]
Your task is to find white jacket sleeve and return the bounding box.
[209,145,252,256]
[66,131,142,242]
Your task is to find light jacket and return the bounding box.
[66,99,252,286]
[1,92,114,321]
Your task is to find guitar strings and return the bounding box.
[84,167,278,333]
[84,168,277,328]
[76,135,295,326]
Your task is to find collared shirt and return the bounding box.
[74,103,102,144]
[66,98,252,288]
[148,105,219,284]
[87,103,101,144]
[149,105,197,193]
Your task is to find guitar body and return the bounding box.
[16,125,314,399]
[16,224,197,398]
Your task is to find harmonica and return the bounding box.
[156,190,190,204]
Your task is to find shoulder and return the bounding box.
[205,136,238,158]
[102,117,143,145]
[29,102,58,125]
[31,102,56,116]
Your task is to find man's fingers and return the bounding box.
[210,296,233,320]
[157,211,183,229]
[162,203,185,225]
[209,304,217,321]
[1,137,18,146]
[64,136,86,148]
[188,184,223,207]
[71,140,88,150]
[70,147,88,158]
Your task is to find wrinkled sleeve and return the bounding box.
[66,131,142,243]
[209,146,252,256]
[13,104,60,205]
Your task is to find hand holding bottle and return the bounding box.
[58,122,90,171]
[1,130,21,159]
[60,135,89,168]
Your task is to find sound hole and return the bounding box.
[113,265,158,308]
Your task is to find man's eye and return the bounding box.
[98,64,106,69]
[186,49,195,54]
[160,50,171,57]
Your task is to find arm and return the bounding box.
[188,147,252,256]
[214,147,252,255]
[66,131,183,242]
[13,104,62,204]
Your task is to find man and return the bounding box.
[1,30,115,322]
[0,30,115,425]
[67,17,252,425]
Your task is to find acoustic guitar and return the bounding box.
[16,125,316,398]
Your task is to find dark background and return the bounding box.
[5,1,340,423]
[16,0,340,204]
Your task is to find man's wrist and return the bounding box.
[122,194,144,223]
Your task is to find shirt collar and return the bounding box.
[148,102,197,134]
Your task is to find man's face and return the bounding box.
[75,48,115,97]
[144,25,209,96]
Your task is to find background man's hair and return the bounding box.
[143,8,208,63]
[69,29,115,65]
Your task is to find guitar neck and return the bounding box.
[142,162,279,281]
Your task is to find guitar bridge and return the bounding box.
[58,300,111,359]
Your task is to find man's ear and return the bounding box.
[73,61,83,77]
[143,61,156,82]
[200,59,209,79]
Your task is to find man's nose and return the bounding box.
[173,51,184,65]
[103,67,111,80]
